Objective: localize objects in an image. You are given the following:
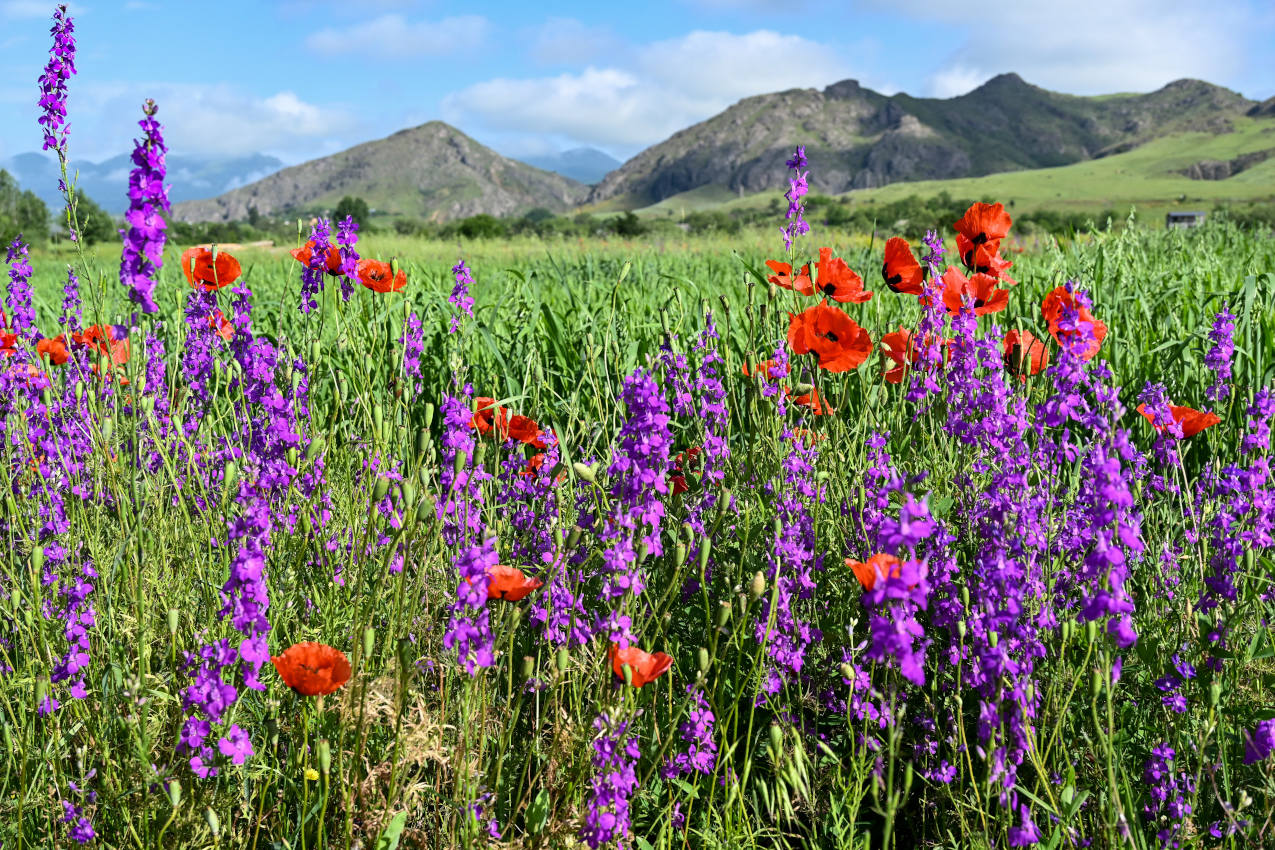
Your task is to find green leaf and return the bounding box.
[374,811,407,850]
[526,788,549,835]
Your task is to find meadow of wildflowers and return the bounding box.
[4,7,1275,849]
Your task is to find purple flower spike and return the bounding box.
[119,99,169,314]
[780,146,811,250]
[6,236,37,343]
[1204,307,1235,403]
[336,215,360,302]
[449,259,475,333]
[38,5,76,157]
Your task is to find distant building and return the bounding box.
[1166,211,1207,229]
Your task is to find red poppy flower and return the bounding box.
[788,386,834,415]
[742,359,786,380]
[608,644,673,688]
[956,234,1017,284]
[880,328,919,384]
[787,300,873,373]
[181,247,242,290]
[291,240,343,276]
[507,415,547,449]
[953,202,1012,248]
[357,259,406,293]
[670,445,702,494]
[523,452,547,477]
[814,247,872,304]
[270,642,352,696]
[881,237,926,296]
[792,428,826,445]
[1,330,18,358]
[36,336,70,365]
[1041,287,1107,361]
[1135,403,1220,439]
[1002,330,1050,377]
[73,325,130,366]
[209,309,234,342]
[938,267,1009,317]
[765,259,814,296]
[845,553,901,591]
[471,397,509,437]
[485,565,543,601]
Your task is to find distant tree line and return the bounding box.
[1,168,131,247]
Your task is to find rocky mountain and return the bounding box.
[589,75,1259,207]
[172,122,586,224]
[4,151,283,214]
[522,147,621,184]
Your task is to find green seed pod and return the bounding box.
[415,498,432,525]
[167,780,182,807]
[415,428,429,460]
[204,807,221,838]
[1085,620,1098,644]
[572,462,596,483]
[749,571,766,600]
[1091,666,1103,698]
[101,417,114,443]
[286,447,299,469]
[792,383,815,396]
[957,620,967,640]
[1209,682,1222,707]
[716,602,731,629]
[390,257,401,279]
[555,648,569,674]
[510,605,523,630]
[32,545,44,574]
[223,461,239,495]
[988,631,998,650]
[768,283,780,300]
[521,655,536,681]
[567,524,584,550]
[372,477,390,502]
[718,293,730,314]
[674,544,688,568]
[318,739,332,776]
[305,436,325,462]
[74,380,84,402]
[423,402,435,430]
[696,647,710,674]
[373,403,385,436]
[34,676,48,712]
[168,609,179,637]
[698,539,712,575]
[401,482,418,510]
[453,449,466,478]
[621,663,634,687]
[363,627,376,660]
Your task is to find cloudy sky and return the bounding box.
[1,0,1272,168]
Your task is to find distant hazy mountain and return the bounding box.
[521,147,621,184]
[589,75,1258,207]
[3,152,285,214]
[172,122,587,224]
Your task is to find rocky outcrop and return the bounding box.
[1178,148,1275,180]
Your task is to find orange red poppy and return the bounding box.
[1002,329,1050,377]
[181,247,242,290]
[270,642,352,696]
[1041,287,1107,361]
[765,259,814,296]
[36,336,69,365]
[788,300,873,373]
[813,248,873,303]
[357,259,406,293]
[74,325,130,366]
[953,202,1013,249]
[1135,403,1220,439]
[608,644,673,688]
[938,267,1009,317]
[484,565,543,601]
[881,237,926,296]
[845,553,901,591]
[291,240,343,276]
[880,328,919,384]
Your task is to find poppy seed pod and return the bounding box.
[167,609,179,636]
[222,462,238,494]
[318,739,331,776]
[167,780,182,807]
[572,462,597,483]
[423,402,435,430]
[716,602,731,628]
[521,655,535,681]
[749,571,766,600]
[363,627,376,661]
[555,648,569,673]
[696,647,709,674]
[204,808,220,838]
[372,477,389,502]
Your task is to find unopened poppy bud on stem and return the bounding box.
[521,655,535,681]
[555,648,569,673]
[697,647,710,674]
[167,780,182,807]
[317,739,331,776]
[572,462,597,483]
[167,609,179,636]
[749,571,766,600]
[363,627,376,661]
[716,602,731,628]
[204,808,220,839]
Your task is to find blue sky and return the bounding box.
[1,0,1272,167]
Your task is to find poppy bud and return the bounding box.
[363,627,376,661]
[453,450,466,478]
[402,482,418,511]
[2,722,12,753]
[716,602,731,628]
[555,648,569,674]
[839,662,854,681]
[696,647,709,674]
[698,539,712,574]
[305,436,325,462]
[101,417,114,443]
[572,462,596,483]
[620,663,634,687]
[31,545,44,574]
[749,571,766,600]
[719,293,730,314]
[473,440,487,468]
[1085,620,1098,644]
[960,587,970,610]
[397,637,412,674]
[373,403,384,438]
[415,499,432,525]
[223,461,238,497]
[372,477,390,502]
[567,525,583,550]
[510,605,523,630]
[287,447,299,469]
[168,609,179,636]
[167,780,182,807]
[318,739,331,776]
[768,283,779,300]
[414,428,428,461]
[521,655,535,681]
[1209,682,1222,707]
[1090,666,1102,698]
[957,620,966,639]
[988,631,998,649]
[390,257,401,279]
[310,339,321,364]
[204,807,220,839]
[793,382,814,396]
[675,544,688,567]
[34,676,48,712]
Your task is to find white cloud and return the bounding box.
[527,17,619,66]
[856,0,1260,97]
[71,82,353,161]
[443,29,862,155]
[306,13,487,58]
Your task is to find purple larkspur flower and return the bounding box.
[336,215,360,302]
[449,259,475,333]
[780,146,810,250]
[1141,743,1195,848]
[118,99,168,313]
[37,5,75,157]
[6,236,37,343]
[1204,307,1235,403]
[661,684,717,779]
[401,311,424,397]
[61,265,81,330]
[299,219,331,314]
[581,712,641,849]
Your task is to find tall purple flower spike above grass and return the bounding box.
[780,146,810,250]
[449,259,475,333]
[38,5,75,157]
[119,99,169,314]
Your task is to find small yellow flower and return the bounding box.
[304,768,319,782]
